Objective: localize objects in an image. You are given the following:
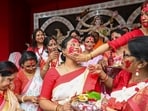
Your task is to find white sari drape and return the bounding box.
[21,68,43,111]
[52,69,89,104]
[111,82,148,102]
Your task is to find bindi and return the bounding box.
[28,60,34,65]
[87,37,94,41]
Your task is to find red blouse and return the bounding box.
[113,69,132,91]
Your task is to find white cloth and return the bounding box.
[52,69,89,105]
[8,52,22,68]
[111,82,148,102]
[81,55,103,67]
[21,68,43,111]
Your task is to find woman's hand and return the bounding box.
[88,64,108,80]
[28,96,39,104]
[58,102,74,111]
[88,64,102,74]
[63,102,74,111]
[71,53,89,62]
[48,50,59,61]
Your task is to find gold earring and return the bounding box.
[135,68,139,76]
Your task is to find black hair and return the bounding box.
[31,28,45,48]
[19,51,38,67]
[121,27,129,32]
[128,36,148,62]
[90,31,100,42]
[60,36,80,62]
[69,30,80,37]
[0,61,18,77]
[141,0,148,9]
[110,28,126,36]
[43,36,61,53]
[82,34,96,43]
[43,36,57,47]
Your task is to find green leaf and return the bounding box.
[87,91,101,100]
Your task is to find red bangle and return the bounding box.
[100,74,109,82]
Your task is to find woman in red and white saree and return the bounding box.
[102,36,148,111]
[27,28,47,68]
[123,85,148,111]
[0,61,23,111]
[40,36,63,69]
[39,37,101,111]
[14,51,45,111]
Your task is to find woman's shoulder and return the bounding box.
[47,67,59,74]
[15,69,27,81]
[45,67,60,79]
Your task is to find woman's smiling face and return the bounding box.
[84,36,95,51]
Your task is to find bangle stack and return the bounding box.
[21,95,25,103]
[56,104,62,111]
[42,64,49,71]
[100,74,109,82]
[90,53,93,59]
[86,53,93,61]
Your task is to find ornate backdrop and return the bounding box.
[34,0,144,37]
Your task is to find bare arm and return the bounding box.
[40,51,60,78]
[40,58,50,78]
[99,70,113,89]
[91,43,110,58]
[39,97,72,111]
[15,94,38,104]
[39,98,57,111]
[74,43,110,62]
[88,64,113,89]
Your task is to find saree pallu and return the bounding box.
[105,82,148,111]
[51,68,99,104]
[0,89,22,111]
[123,86,148,111]
[20,68,43,111]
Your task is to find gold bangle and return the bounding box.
[100,74,109,82]
[42,64,49,71]
[42,67,49,71]
[86,53,93,61]
[90,53,93,59]
[56,104,62,111]
[21,95,25,103]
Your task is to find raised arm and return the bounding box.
[74,43,110,62]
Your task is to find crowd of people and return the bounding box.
[1,0,148,111]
